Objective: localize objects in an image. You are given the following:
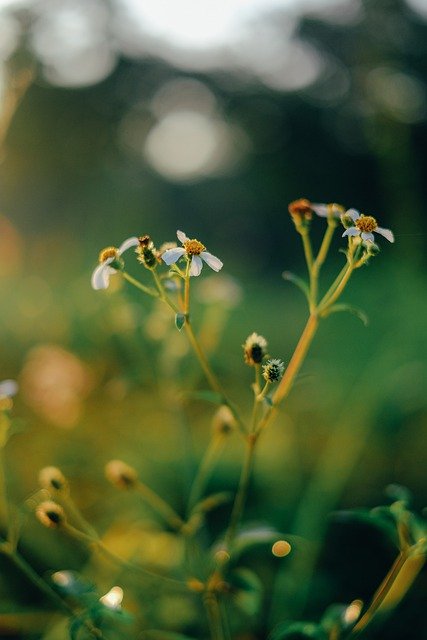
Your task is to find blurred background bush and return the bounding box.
[0,0,426,637]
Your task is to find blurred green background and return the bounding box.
[0,0,426,637]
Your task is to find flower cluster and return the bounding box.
[288,198,394,246]
[91,230,223,290]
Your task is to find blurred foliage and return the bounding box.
[0,0,426,638]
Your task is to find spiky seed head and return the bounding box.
[262,359,285,382]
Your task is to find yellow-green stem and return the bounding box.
[62,523,188,589]
[0,451,10,533]
[273,313,319,407]
[318,264,354,314]
[135,481,184,530]
[187,434,226,514]
[184,321,247,437]
[314,220,337,274]
[224,434,257,549]
[204,591,225,640]
[122,271,158,297]
[1,547,104,638]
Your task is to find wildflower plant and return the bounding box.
[0,199,424,640]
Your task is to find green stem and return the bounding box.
[122,271,158,297]
[348,551,407,638]
[187,434,226,514]
[151,270,180,313]
[62,523,188,589]
[0,450,10,533]
[300,229,314,272]
[204,591,225,640]
[224,434,257,549]
[1,547,104,638]
[314,220,337,274]
[135,481,184,531]
[311,220,338,306]
[318,264,354,314]
[184,321,247,437]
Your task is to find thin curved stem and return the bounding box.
[135,481,184,530]
[187,434,226,515]
[122,271,158,297]
[224,434,257,549]
[184,321,247,437]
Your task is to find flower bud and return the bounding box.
[136,235,159,269]
[36,501,65,528]
[243,333,268,366]
[211,405,236,435]
[105,460,138,490]
[38,466,68,493]
[288,198,312,226]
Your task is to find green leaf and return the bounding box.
[269,621,327,640]
[323,303,368,326]
[282,271,310,303]
[175,313,186,331]
[230,568,263,616]
[189,390,223,404]
[231,525,285,560]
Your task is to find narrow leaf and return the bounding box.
[230,568,263,616]
[175,313,186,331]
[282,271,310,302]
[324,303,369,326]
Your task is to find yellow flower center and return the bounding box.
[0,397,13,411]
[355,215,377,233]
[183,239,205,255]
[99,247,119,263]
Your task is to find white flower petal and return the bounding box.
[118,236,139,255]
[201,251,223,272]
[162,247,186,265]
[375,227,395,243]
[346,209,360,222]
[177,230,188,244]
[0,379,18,397]
[190,255,203,276]
[91,261,115,290]
[342,227,360,237]
[361,232,375,243]
[311,203,328,217]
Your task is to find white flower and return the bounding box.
[312,203,344,218]
[162,230,223,277]
[91,237,139,290]
[342,210,394,243]
[0,379,18,398]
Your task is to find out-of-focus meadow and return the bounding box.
[0,0,427,638]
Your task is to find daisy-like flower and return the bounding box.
[311,202,345,219]
[342,210,394,244]
[162,230,223,277]
[0,379,18,411]
[91,237,139,290]
[0,379,18,398]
